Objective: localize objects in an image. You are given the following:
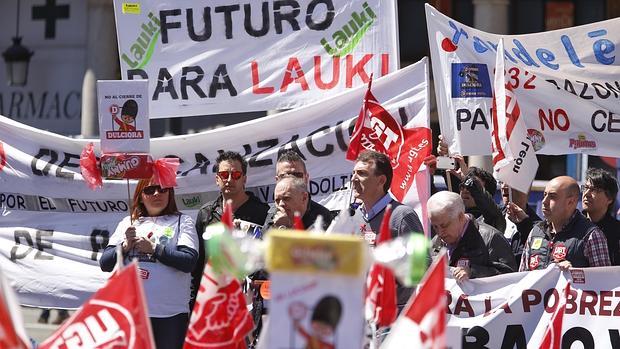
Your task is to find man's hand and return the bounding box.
[506,202,528,223]
[452,266,470,283]
[272,207,291,229]
[556,260,572,270]
[447,155,467,182]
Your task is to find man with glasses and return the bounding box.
[264,150,333,230]
[582,168,620,265]
[519,176,611,271]
[192,151,269,309]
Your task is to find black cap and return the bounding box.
[311,295,342,329]
[121,99,138,118]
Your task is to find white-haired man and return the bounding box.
[428,191,516,283]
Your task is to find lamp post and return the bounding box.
[2,0,34,87]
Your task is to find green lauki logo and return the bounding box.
[320,2,377,57]
[121,12,160,69]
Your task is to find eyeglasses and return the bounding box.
[143,185,170,195]
[217,170,243,181]
[581,184,603,193]
[277,171,305,180]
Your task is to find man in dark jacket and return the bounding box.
[519,176,611,271]
[582,168,620,265]
[192,151,269,309]
[428,191,516,283]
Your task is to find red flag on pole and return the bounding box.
[381,251,447,348]
[365,205,397,327]
[346,78,432,202]
[539,282,571,349]
[39,263,155,349]
[184,264,254,349]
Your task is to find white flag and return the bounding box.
[491,39,539,194]
[0,267,31,349]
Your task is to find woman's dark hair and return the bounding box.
[131,178,179,220]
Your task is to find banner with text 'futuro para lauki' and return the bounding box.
[113,0,399,118]
[0,59,429,308]
[426,4,620,157]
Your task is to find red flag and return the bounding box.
[0,268,30,349]
[222,200,234,230]
[184,264,254,349]
[382,252,447,348]
[39,263,155,349]
[346,79,432,202]
[539,282,571,349]
[365,205,397,327]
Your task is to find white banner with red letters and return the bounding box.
[0,58,429,308]
[426,4,620,157]
[113,0,399,118]
[446,265,620,348]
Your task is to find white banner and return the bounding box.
[0,58,429,308]
[446,266,620,348]
[426,4,620,156]
[114,0,399,118]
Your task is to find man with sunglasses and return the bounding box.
[582,168,620,265]
[264,150,333,230]
[192,151,269,309]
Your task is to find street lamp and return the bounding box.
[2,0,33,86]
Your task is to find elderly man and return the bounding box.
[351,150,423,243]
[263,176,312,229]
[268,150,333,230]
[582,168,620,265]
[520,176,611,271]
[428,191,516,283]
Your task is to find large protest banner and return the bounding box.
[426,4,620,156]
[0,58,429,308]
[114,0,399,118]
[446,266,620,348]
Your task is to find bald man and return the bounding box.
[519,176,611,271]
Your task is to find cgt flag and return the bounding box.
[346,78,432,202]
[491,39,538,194]
[0,267,31,349]
[39,263,155,349]
[184,263,254,349]
[381,251,447,349]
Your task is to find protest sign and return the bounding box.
[265,231,366,349]
[113,0,399,118]
[445,266,620,348]
[0,58,429,308]
[426,4,620,157]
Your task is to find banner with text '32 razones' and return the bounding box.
[113,0,399,118]
[0,58,429,308]
[426,4,620,156]
[445,266,620,348]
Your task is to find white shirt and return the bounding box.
[109,214,198,317]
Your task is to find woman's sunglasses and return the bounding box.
[217,170,243,181]
[143,185,170,195]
